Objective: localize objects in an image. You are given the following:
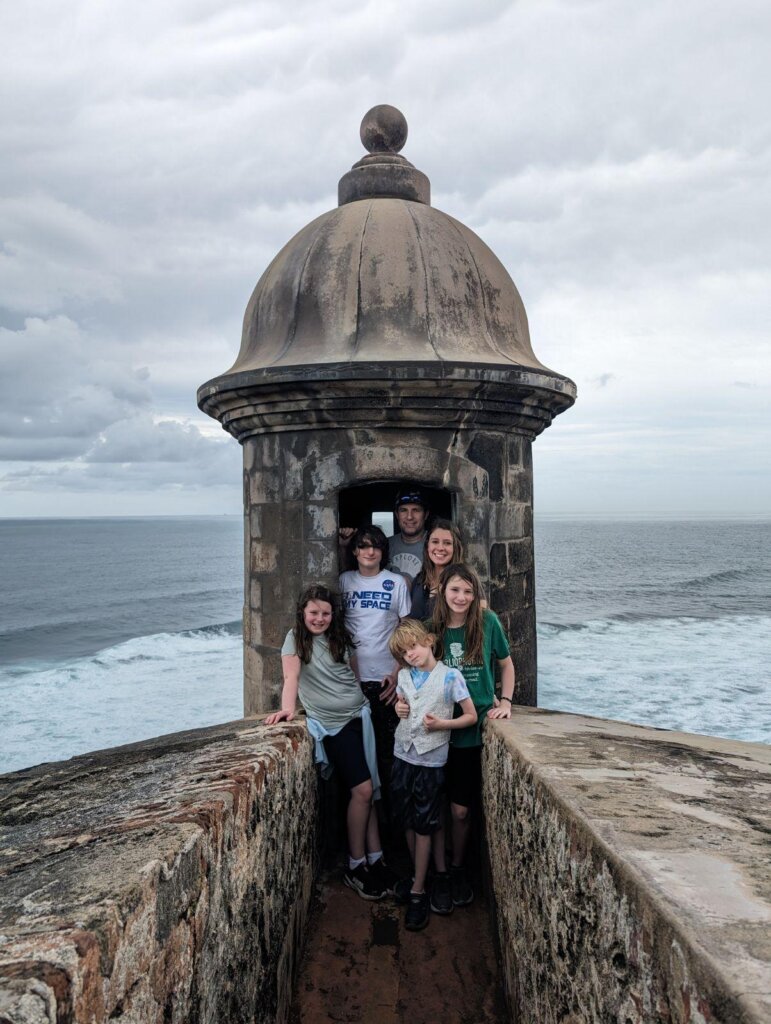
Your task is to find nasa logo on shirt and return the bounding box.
[383,579,395,591]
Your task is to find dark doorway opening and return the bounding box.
[338,482,453,535]
[338,483,454,574]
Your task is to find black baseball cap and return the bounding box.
[394,488,428,509]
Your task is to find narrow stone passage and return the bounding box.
[291,872,506,1023]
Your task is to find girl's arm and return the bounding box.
[264,654,301,725]
[424,696,477,732]
[487,656,515,719]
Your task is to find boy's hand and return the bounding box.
[423,713,444,731]
[395,698,410,719]
[380,672,398,704]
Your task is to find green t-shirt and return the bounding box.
[442,610,510,748]
[281,631,365,730]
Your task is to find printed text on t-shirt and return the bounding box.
[343,590,394,610]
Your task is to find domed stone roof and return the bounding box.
[226,106,551,376]
[198,105,575,439]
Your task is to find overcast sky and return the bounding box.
[1,0,768,517]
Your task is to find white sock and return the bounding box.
[367,851,383,866]
[349,855,366,870]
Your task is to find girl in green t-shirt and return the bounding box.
[431,563,515,907]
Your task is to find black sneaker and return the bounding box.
[394,875,414,904]
[343,864,385,901]
[405,891,430,931]
[368,858,399,896]
[450,865,474,906]
[430,871,453,915]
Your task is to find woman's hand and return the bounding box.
[264,709,296,726]
[395,698,410,719]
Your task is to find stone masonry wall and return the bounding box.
[483,711,771,1024]
[0,719,317,1024]
[242,425,535,714]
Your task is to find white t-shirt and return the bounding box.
[339,569,411,681]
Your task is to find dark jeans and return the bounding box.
[360,680,399,838]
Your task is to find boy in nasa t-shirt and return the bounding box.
[340,524,411,819]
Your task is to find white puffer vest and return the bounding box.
[395,661,456,755]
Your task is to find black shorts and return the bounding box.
[446,745,482,809]
[322,718,371,790]
[390,757,445,836]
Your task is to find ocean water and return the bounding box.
[0,516,768,774]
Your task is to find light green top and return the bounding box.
[281,630,365,731]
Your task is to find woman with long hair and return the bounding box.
[410,519,465,619]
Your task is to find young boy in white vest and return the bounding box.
[388,620,477,931]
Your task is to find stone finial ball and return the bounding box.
[360,105,408,154]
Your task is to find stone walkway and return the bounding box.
[290,872,506,1023]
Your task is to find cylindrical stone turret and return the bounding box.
[198,105,576,714]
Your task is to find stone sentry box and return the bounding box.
[198,105,575,715]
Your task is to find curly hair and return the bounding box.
[293,584,356,665]
[430,563,485,666]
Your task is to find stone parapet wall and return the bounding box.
[0,719,316,1024]
[483,711,771,1024]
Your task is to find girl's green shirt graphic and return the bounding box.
[443,609,510,748]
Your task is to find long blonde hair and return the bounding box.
[430,563,485,666]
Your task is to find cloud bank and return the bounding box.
[1,0,769,515]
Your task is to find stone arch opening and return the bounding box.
[338,482,454,535]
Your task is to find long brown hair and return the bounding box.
[293,585,355,665]
[415,519,465,592]
[430,563,485,666]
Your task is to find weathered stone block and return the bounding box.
[0,721,318,1024]
[304,504,338,541]
[250,541,279,574]
[494,503,528,539]
[466,433,504,501]
[490,542,507,581]
[483,713,771,1024]
[507,467,532,504]
[304,541,337,580]
[507,538,533,574]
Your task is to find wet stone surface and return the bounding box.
[291,872,505,1024]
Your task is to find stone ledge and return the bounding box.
[484,710,771,1024]
[0,718,317,1024]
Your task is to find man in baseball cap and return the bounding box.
[388,487,429,581]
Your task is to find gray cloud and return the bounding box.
[1,0,769,513]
